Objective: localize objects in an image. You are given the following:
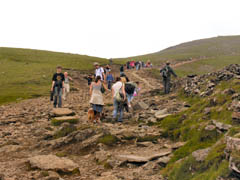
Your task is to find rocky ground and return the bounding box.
[1,64,240,180]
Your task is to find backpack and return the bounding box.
[125,82,136,94]
[115,83,124,102]
[161,66,169,78]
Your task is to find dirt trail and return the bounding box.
[0,67,186,180]
[130,71,155,89]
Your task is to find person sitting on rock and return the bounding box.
[160,61,177,94]
[51,66,65,108]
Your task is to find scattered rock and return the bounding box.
[28,155,79,174]
[232,112,240,124]
[192,147,211,162]
[51,108,75,117]
[156,156,171,167]
[134,101,149,110]
[164,142,186,150]
[205,125,216,131]
[212,120,232,131]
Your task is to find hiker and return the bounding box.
[136,61,140,70]
[105,64,111,73]
[126,61,130,69]
[84,74,94,86]
[89,76,108,123]
[130,61,135,69]
[112,77,126,122]
[120,64,124,76]
[106,71,114,90]
[120,73,130,83]
[63,72,73,100]
[160,61,177,94]
[109,58,113,65]
[125,81,140,108]
[94,62,106,82]
[51,66,65,108]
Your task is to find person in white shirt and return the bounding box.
[112,77,126,122]
[94,62,106,81]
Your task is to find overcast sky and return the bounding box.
[0,0,239,58]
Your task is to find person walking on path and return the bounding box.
[125,81,140,108]
[160,61,177,94]
[94,62,106,82]
[89,76,108,123]
[106,71,114,90]
[51,66,65,108]
[63,72,73,100]
[120,65,124,76]
[112,77,126,122]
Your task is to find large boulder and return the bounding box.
[28,155,79,174]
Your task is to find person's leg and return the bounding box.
[118,104,123,122]
[166,79,170,94]
[163,79,167,94]
[66,84,70,98]
[62,84,66,100]
[54,87,58,108]
[58,88,62,108]
[113,99,118,120]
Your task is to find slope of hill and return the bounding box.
[0,47,107,105]
[116,35,240,76]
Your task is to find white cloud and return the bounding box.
[0,0,239,58]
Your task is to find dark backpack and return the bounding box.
[125,83,136,94]
[161,66,169,78]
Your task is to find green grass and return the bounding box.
[97,134,119,146]
[51,118,79,126]
[0,47,107,105]
[156,78,240,179]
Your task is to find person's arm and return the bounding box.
[122,83,126,100]
[51,74,55,91]
[51,81,55,91]
[69,76,73,81]
[103,83,109,92]
[170,68,177,77]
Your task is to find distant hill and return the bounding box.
[0,47,107,104]
[116,35,240,76]
[117,35,240,62]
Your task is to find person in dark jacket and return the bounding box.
[106,72,114,90]
[160,62,177,94]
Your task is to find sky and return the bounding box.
[0,0,240,58]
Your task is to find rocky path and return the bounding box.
[0,67,186,180]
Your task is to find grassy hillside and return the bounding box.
[0,47,107,105]
[116,35,240,76]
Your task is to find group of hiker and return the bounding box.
[126,60,153,70]
[90,62,141,123]
[50,60,177,123]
